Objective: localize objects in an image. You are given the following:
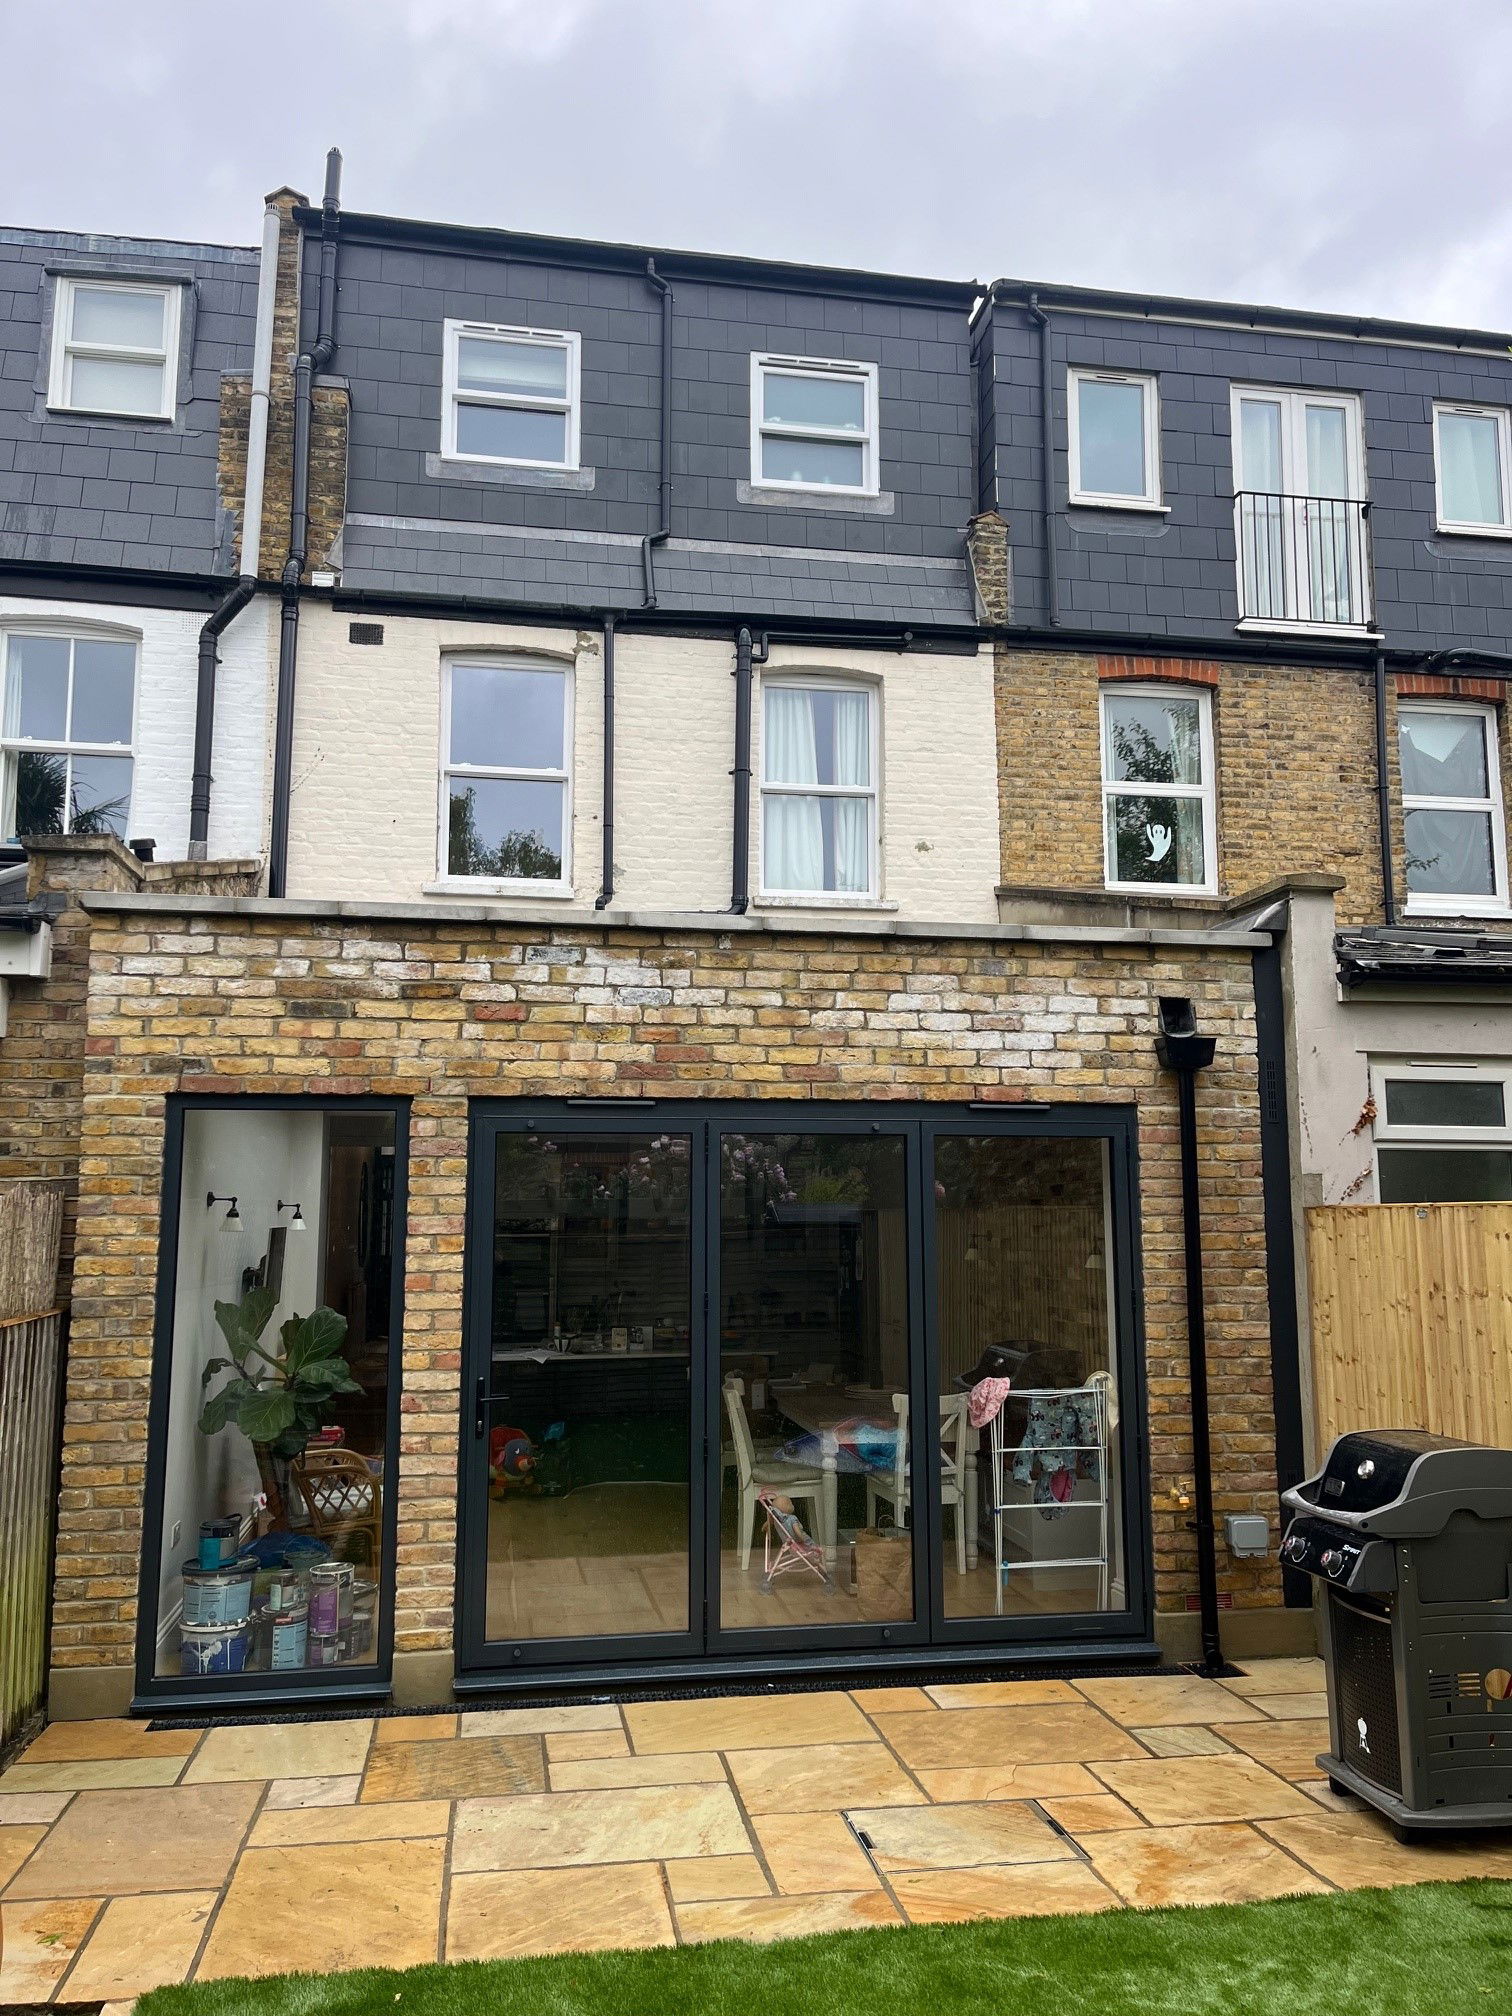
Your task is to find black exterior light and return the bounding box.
[1155,997,1224,1677]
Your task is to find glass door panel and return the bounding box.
[716,1129,914,1632]
[933,1134,1125,1623]
[484,1130,694,1644]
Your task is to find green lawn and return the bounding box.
[135,1879,1512,2016]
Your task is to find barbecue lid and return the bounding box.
[1289,1428,1512,1534]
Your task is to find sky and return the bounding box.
[4,0,1511,329]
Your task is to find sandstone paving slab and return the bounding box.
[374,1713,458,1745]
[626,1690,873,1754]
[448,1863,674,1960]
[263,1774,361,1810]
[881,1703,1145,1774]
[460,1704,623,1737]
[848,1799,1072,1872]
[850,1687,935,1715]
[1251,1692,1330,1722]
[1075,1675,1264,1727]
[1084,1821,1330,1908]
[63,1890,217,2002]
[549,1750,726,1791]
[914,1762,1100,1803]
[924,1681,1080,1709]
[1091,1754,1321,1827]
[5,1783,260,1899]
[675,1889,900,1944]
[1126,1725,1234,1759]
[0,1756,187,1793]
[196,1838,446,1981]
[1221,1657,1327,1697]
[545,1730,631,1762]
[1258,1810,1512,1889]
[753,1811,881,1894]
[726,1742,925,1816]
[21,1720,202,1764]
[891,1859,1117,1924]
[185,1719,374,1785]
[250,1798,452,1848]
[665,1853,771,1903]
[452,1781,750,1871]
[1212,1719,1331,1782]
[0,1823,46,1888]
[1038,1792,1145,1835]
[0,1790,74,1824]
[361,1733,544,1803]
[0,1896,101,2003]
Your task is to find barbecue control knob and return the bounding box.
[1281,1534,1309,1563]
[1356,1459,1376,1481]
[1320,1549,1345,1577]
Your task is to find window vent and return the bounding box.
[349,622,384,647]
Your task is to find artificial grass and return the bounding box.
[134,1878,1512,2016]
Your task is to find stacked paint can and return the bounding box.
[179,1555,255,1675]
[307,1559,355,1665]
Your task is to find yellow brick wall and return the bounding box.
[55,906,1277,1673]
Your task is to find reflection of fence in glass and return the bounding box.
[1234,491,1371,627]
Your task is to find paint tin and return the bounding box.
[179,1621,250,1676]
[197,1519,239,1571]
[256,1561,309,1616]
[306,1627,348,1667]
[347,1589,376,1661]
[181,1560,255,1628]
[307,1560,354,1635]
[268,1605,309,1671]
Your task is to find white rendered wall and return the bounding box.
[286,610,1002,925]
[0,593,271,863]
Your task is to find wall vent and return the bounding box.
[349,622,384,646]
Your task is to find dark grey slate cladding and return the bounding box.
[314,226,976,621]
[0,227,257,576]
[988,298,1512,652]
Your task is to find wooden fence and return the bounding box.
[1305,1201,1512,1454]
[0,1181,64,1754]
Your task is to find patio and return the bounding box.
[4,1655,1512,2007]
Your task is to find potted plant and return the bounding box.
[197,1284,362,1521]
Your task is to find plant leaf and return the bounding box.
[198,1356,235,1389]
[214,1286,278,1365]
[237,1386,298,1446]
[198,1377,255,1436]
[281,1306,349,1377]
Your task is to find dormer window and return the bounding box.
[442,322,580,470]
[751,356,878,495]
[48,278,179,421]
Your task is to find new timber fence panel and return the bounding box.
[0,1180,63,1752]
[1306,1202,1512,1455]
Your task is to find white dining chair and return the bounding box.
[866,1392,973,1574]
[723,1375,830,1571]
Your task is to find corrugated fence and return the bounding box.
[0,1181,64,1753]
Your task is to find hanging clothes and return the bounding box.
[1011,1390,1102,1519]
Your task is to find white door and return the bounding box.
[1233,389,1367,627]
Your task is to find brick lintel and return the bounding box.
[1097,654,1221,688]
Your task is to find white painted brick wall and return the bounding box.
[287,610,1001,924]
[0,593,271,862]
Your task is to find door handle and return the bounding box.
[474,1376,486,1439]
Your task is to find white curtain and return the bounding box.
[765,688,824,890]
[830,689,872,891]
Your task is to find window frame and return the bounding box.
[1369,1058,1512,1201]
[1432,401,1512,537]
[1398,699,1509,919]
[0,626,139,843]
[1099,681,1218,898]
[436,655,574,895]
[1067,367,1164,510]
[1229,383,1373,636]
[47,276,180,422]
[441,320,582,471]
[749,355,880,498]
[757,673,880,904]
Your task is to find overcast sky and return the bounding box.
[5,0,1510,328]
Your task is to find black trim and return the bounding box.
[593,615,615,909]
[456,1098,1152,1688]
[0,561,239,608]
[1373,648,1397,928]
[132,1092,411,1710]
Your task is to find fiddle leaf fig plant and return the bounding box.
[198,1282,362,1461]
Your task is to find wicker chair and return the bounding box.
[288,1446,382,1567]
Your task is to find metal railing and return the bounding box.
[1233,490,1373,629]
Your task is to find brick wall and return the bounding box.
[996,646,1388,924]
[55,902,1276,1675]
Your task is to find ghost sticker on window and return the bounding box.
[1145,822,1174,864]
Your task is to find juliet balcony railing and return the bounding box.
[1233,490,1374,630]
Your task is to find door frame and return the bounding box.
[456,1097,1152,1682]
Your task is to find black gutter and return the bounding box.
[1420,646,1512,677]
[189,578,258,856]
[594,616,615,908]
[731,626,754,913]
[1026,293,1060,626]
[1155,998,1225,1677]
[269,149,341,901]
[641,259,673,608]
[1251,934,1309,1607]
[1373,648,1397,928]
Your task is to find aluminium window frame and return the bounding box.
[1398,698,1510,919]
[436,655,575,896]
[1432,400,1512,538]
[47,275,180,422]
[757,673,881,905]
[1099,681,1218,898]
[0,625,139,844]
[1067,366,1164,511]
[749,353,880,498]
[441,319,582,471]
[1368,1057,1512,1199]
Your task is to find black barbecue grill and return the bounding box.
[1281,1429,1512,1835]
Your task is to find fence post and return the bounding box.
[0,1180,64,1754]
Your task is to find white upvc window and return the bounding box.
[760,678,878,899]
[1,630,137,841]
[48,277,179,420]
[1370,1059,1512,1203]
[1100,683,1217,895]
[1399,701,1508,916]
[750,355,879,495]
[1068,368,1162,508]
[1230,385,1372,632]
[440,658,573,891]
[441,321,581,469]
[1433,402,1512,535]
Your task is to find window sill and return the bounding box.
[1234,618,1384,642]
[1104,882,1219,901]
[1403,899,1512,922]
[426,454,595,493]
[753,893,897,913]
[736,481,895,518]
[46,401,173,426]
[1068,497,1171,515]
[423,879,576,900]
[1434,521,1512,541]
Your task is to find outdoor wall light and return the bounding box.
[277,1199,307,1234]
[206,1191,241,1233]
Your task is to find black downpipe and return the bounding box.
[594,615,616,908]
[189,576,256,856]
[1155,998,1224,1677]
[731,626,753,913]
[1372,647,1396,928]
[1026,292,1060,626]
[269,148,341,900]
[641,258,673,608]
